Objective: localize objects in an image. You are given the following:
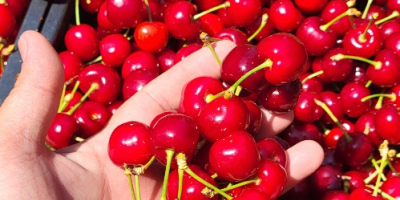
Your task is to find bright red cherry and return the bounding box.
[223,0,262,27]
[367,49,400,87]
[58,51,83,84]
[257,137,287,168]
[214,28,249,45]
[64,24,100,62]
[383,32,400,57]
[349,187,385,200]
[0,5,16,41]
[299,72,324,93]
[375,104,400,144]
[343,170,367,193]
[294,0,326,14]
[108,121,152,166]
[97,2,120,31]
[134,21,169,53]
[156,48,176,73]
[269,0,303,32]
[245,8,276,41]
[209,130,260,182]
[73,101,112,138]
[46,113,78,150]
[233,188,271,200]
[380,20,400,39]
[121,51,160,79]
[319,91,344,125]
[106,0,143,28]
[340,82,372,118]
[243,99,263,136]
[294,91,324,123]
[320,0,351,37]
[99,33,132,67]
[321,48,353,82]
[174,43,202,64]
[122,70,159,100]
[200,13,225,37]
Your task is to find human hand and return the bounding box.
[0,30,323,199]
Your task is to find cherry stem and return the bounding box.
[320,8,361,32]
[220,178,259,192]
[373,155,388,196]
[301,70,324,84]
[176,153,233,200]
[247,13,269,42]
[45,142,56,151]
[211,173,218,179]
[75,0,80,25]
[134,174,141,200]
[0,0,5,4]
[193,2,230,20]
[144,156,155,170]
[365,80,373,88]
[361,0,374,19]
[60,80,81,112]
[205,90,225,103]
[346,0,356,7]
[314,99,351,142]
[58,84,67,113]
[375,11,400,25]
[86,55,103,65]
[361,92,396,103]
[358,13,378,43]
[124,164,137,200]
[364,168,379,184]
[177,168,183,200]
[143,0,152,22]
[66,82,99,115]
[0,43,4,76]
[74,136,84,142]
[234,85,242,96]
[200,32,221,65]
[160,149,174,200]
[331,53,382,70]
[380,190,397,200]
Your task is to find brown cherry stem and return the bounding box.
[358,13,378,43]
[375,11,400,25]
[160,149,175,200]
[247,13,269,42]
[193,2,230,20]
[320,8,361,31]
[361,0,374,19]
[200,32,222,65]
[331,53,382,70]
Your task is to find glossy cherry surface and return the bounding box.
[258,79,301,113]
[320,0,351,36]
[224,0,262,27]
[294,0,326,14]
[214,28,249,46]
[322,48,353,82]
[335,132,374,167]
[134,21,169,53]
[319,91,344,125]
[0,5,16,41]
[58,51,83,84]
[367,49,400,87]
[199,13,225,37]
[122,51,160,79]
[374,104,400,144]
[269,0,303,32]
[64,24,100,62]
[294,91,324,123]
[46,113,78,149]
[73,101,112,138]
[243,99,262,136]
[233,188,271,200]
[99,33,131,67]
[308,165,343,199]
[340,82,372,118]
[342,23,383,58]
[122,70,159,100]
[106,0,143,28]
[257,137,287,168]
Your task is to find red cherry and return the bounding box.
[46,113,78,150]
[192,0,223,11]
[299,72,324,93]
[200,13,225,37]
[233,188,271,200]
[174,43,202,64]
[367,49,400,87]
[342,23,383,58]
[3,0,29,23]
[134,21,169,53]
[308,165,343,199]
[73,101,112,138]
[122,70,159,100]
[97,2,121,31]
[294,0,326,14]
[321,48,353,82]
[322,148,344,170]
[258,79,301,113]
[322,190,350,200]
[214,28,250,45]
[343,170,367,193]
[58,51,83,84]
[224,0,262,27]
[257,137,287,168]
[384,84,400,107]
[280,120,323,147]
[335,132,374,167]
[349,187,384,200]
[0,5,16,41]
[62,90,84,113]
[178,76,224,120]
[122,51,160,79]
[294,91,324,123]
[324,127,344,149]
[269,0,303,32]
[78,63,121,104]
[106,0,143,28]
[164,1,202,40]
[249,159,287,199]
[279,179,312,200]
[375,104,400,144]
[343,61,370,85]
[245,8,276,41]
[257,32,308,85]
[355,111,382,147]
[383,32,400,58]
[141,0,164,22]
[379,20,400,39]
[243,99,263,136]
[340,82,372,118]
[108,121,152,166]
[80,0,104,13]
[320,0,351,37]
[99,33,132,67]
[107,100,123,114]
[319,91,344,125]
[197,96,249,142]
[156,48,176,73]
[209,130,260,182]
[150,112,199,168]
[64,24,100,62]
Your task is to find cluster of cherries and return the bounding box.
[41,0,400,199]
[0,0,30,76]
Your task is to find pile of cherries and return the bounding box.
[42,0,400,199]
[0,0,31,77]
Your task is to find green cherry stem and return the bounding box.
[124,164,137,200]
[361,92,396,103]
[176,153,233,200]
[193,2,230,20]
[375,11,400,25]
[314,99,351,142]
[60,80,81,112]
[247,13,268,42]
[346,0,356,7]
[160,149,175,200]
[134,174,141,200]
[143,0,152,22]
[85,55,103,65]
[361,0,374,19]
[220,178,259,192]
[177,168,184,200]
[58,84,67,113]
[75,0,80,25]
[200,32,222,65]
[320,8,361,31]
[358,13,378,43]
[365,80,373,88]
[331,53,382,70]
[66,82,99,115]
[301,70,324,84]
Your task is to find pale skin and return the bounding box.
[0,31,324,199]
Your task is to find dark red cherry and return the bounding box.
[320,0,351,37]
[257,137,287,168]
[141,0,164,22]
[322,48,353,82]
[308,165,343,199]
[223,0,262,27]
[3,0,29,24]
[322,148,344,170]
[122,70,159,100]
[294,0,326,14]
[134,21,169,53]
[322,190,350,200]
[367,49,400,87]
[167,165,218,200]
[214,28,249,45]
[80,0,104,13]
[209,130,260,182]
[342,23,383,58]
[151,112,199,168]
[73,101,112,138]
[156,48,176,73]
[122,51,160,79]
[257,32,308,85]
[233,188,271,200]
[108,121,152,166]
[221,44,267,93]
[375,104,400,144]
[279,179,312,200]
[106,0,143,28]
[164,1,202,40]
[0,5,16,41]
[99,33,132,67]
[355,111,382,147]
[243,99,263,136]
[340,82,372,118]
[258,79,301,113]
[269,0,303,32]
[335,132,374,167]
[58,51,83,84]
[280,120,323,147]
[343,61,370,85]
[296,16,337,56]
[197,96,249,142]
[294,91,324,123]
[46,113,78,149]
[249,159,287,199]
[178,76,224,120]
[78,63,121,104]
[64,24,100,62]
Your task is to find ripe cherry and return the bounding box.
[340,82,372,118]
[58,51,83,84]
[355,111,382,147]
[46,113,78,150]
[321,48,353,82]
[308,165,343,199]
[245,8,275,42]
[106,0,143,28]
[374,104,400,144]
[108,121,152,166]
[156,48,176,73]
[64,24,100,62]
[80,0,104,13]
[320,0,352,36]
[258,79,301,113]
[294,0,326,14]
[0,5,16,41]
[366,49,400,87]
[99,33,132,67]
[319,91,344,125]
[122,51,160,79]
[122,70,159,100]
[280,120,323,147]
[214,28,249,45]
[134,21,169,53]
[223,0,262,27]
[294,91,324,123]
[257,137,287,168]
[335,132,374,167]
[243,99,263,136]
[379,20,400,39]
[269,0,303,32]
[174,43,202,63]
[233,188,271,200]
[300,72,324,93]
[200,13,225,37]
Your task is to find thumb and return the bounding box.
[0,30,63,151]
